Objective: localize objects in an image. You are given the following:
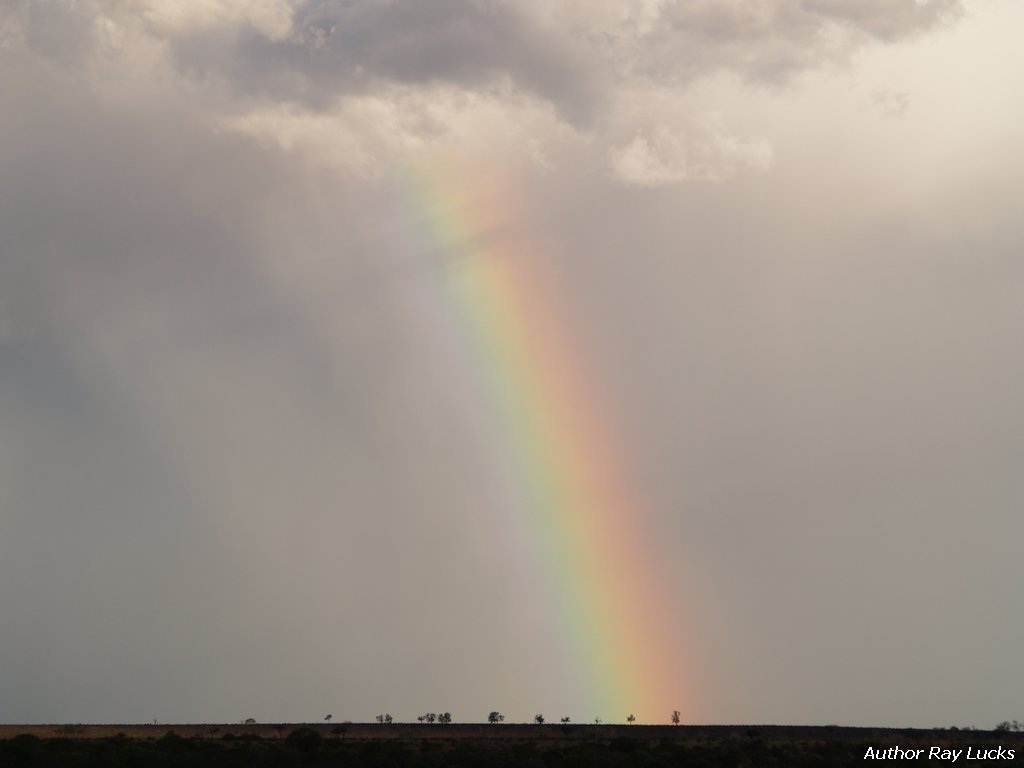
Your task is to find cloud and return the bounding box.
[217,82,575,177]
[3,0,98,65]
[0,19,556,720]
[869,87,911,117]
[610,119,773,186]
[129,0,295,40]
[0,303,14,345]
[802,0,961,41]
[3,0,1023,729]
[0,0,963,188]
[530,0,963,88]
[158,0,603,125]
[80,1,959,139]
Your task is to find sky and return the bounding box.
[1,0,1023,728]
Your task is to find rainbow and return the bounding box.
[396,153,688,723]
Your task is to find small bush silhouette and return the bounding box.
[157,732,187,752]
[286,727,322,753]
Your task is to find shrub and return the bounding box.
[286,727,323,753]
[157,731,187,752]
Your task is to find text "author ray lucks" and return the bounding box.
[864,747,1016,761]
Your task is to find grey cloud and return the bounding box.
[170,0,602,125]
[3,0,1020,730]
[634,0,964,84]
[609,121,773,185]
[148,0,963,131]
[0,34,521,722]
[1,0,98,66]
[802,0,962,41]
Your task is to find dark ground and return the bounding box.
[1,723,1021,767]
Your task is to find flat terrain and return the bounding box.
[0,722,1018,743]
[2,723,1021,767]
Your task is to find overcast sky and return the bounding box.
[2,0,1023,728]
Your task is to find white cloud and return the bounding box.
[610,118,773,186]
[218,82,574,177]
[125,0,296,40]
[611,130,689,187]
[529,0,963,90]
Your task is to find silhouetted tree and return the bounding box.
[438,712,452,724]
[324,714,332,722]
[376,714,393,724]
[488,711,504,724]
[672,710,681,725]
[560,717,571,724]
[534,714,544,725]
[627,714,635,724]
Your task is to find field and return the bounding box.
[2,723,1021,767]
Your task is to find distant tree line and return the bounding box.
[368,709,684,725]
